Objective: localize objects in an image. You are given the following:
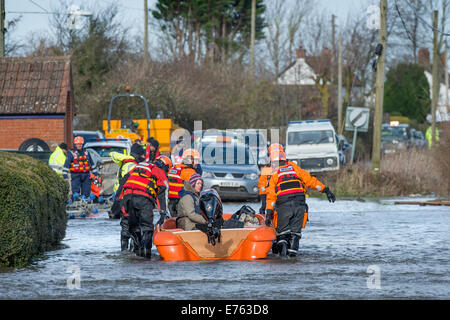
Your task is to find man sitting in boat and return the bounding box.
[176,173,207,230]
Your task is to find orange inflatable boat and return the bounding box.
[153,213,276,261]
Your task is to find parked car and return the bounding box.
[381,123,411,154]
[200,141,260,201]
[82,139,132,196]
[285,120,340,173]
[410,128,426,149]
[73,130,105,146]
[335,134,352,165]
[83,138,132,160]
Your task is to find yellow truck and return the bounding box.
[102,93,183,153]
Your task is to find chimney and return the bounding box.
[322,47,332,57]
[418,48,430,67]
[296,46,306,59]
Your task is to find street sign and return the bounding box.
[344,107,371,164]
[345,107,370,132]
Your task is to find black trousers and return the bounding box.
[121,194,155,234]
[275,200,306,236]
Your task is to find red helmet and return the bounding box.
[74,136,84,145]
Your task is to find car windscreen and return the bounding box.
[240,132,267,149]
[88,146,127,158]
[382,126,409,140]
[201,144,255,165]
[288,130,335,145]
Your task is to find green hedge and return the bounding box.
[0,151,69,268]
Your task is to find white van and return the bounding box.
[285,120,340,173]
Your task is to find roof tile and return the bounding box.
[0,56,72,115]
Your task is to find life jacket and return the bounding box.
[121,162,159,199]
[168,164,187,199]
[69,149,91,173]
[90,173,102,198]
[275,164,304,198]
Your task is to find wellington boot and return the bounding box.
[121,239,129,251]
[277,240,288,258]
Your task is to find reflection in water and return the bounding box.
[0,197,449,299]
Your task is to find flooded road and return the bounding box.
[0,197,449,299]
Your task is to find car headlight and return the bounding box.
[202,171,214,178]
[326,157,337,167]
[244,173,258,180]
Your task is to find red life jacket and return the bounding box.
[275,164,304,198]
[69,150,91,173]
[121,162,159,199]
[168,164,186,199]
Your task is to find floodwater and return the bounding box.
[0,197,449,300]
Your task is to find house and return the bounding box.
[276,46,361,119]
[0,56,74,151]
[418,48,450,123]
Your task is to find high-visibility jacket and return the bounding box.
[266,161,325,211]
[120,162,168,200]
[168,164,197,199]
[425,126,439,149]
[48,146,66,177]
[110,152,138,194]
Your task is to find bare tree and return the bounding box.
[264,0,312,76]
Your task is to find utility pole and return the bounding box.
[331,14,336,124]
[250,0,256,75]
[0,0,5,57]
[445,41,449,114]
[144,0,149,63]
[431,10,439,147]
[371,0,387,175]
[331,15,336,83]
[338,34,343,135]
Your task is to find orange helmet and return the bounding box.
[182,148,201,160]
[156,155,172,168]
[74,136,84,145]
[270,151,286,162]
[268,143,284,155]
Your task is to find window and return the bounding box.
[288,130,334,145]
[201,144,255,165]
[89,146,127,157]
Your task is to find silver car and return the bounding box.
[200,142,260,201]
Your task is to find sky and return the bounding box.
[4,0,370,52]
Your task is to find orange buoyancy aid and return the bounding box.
[275,164,305,198]
[168,164,186,199]
[258,165,274,195]
[69,150,91,173]
[121,162,159,199]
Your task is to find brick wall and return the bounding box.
[0,117,65,150]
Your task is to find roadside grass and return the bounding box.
[321,144,447,198]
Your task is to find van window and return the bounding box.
[288,130,334,145]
